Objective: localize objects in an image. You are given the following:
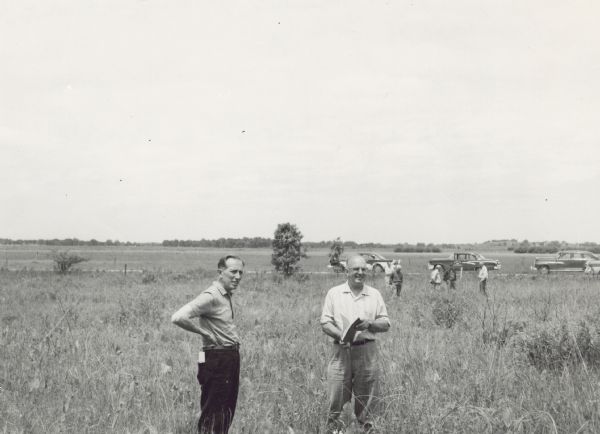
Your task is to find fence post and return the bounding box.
[124,264,127,276]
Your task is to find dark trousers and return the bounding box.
[196,349,240,434]
[393,283,402,296]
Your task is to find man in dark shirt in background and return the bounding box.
[443,263,457,290]
[388,260,404,296]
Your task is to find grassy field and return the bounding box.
[2,247,600,433]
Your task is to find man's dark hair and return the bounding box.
[217,255,245,270]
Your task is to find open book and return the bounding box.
[340,315,362,344]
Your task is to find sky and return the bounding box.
[1,0,599,244]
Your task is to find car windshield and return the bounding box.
[361,253,385,260]
[473,253,485,260]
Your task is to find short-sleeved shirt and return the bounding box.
[320,282,390,342]
[172,281,239,347]
[431,269,442,284]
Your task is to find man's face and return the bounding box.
[218,258,244,292]
[346,257,368,286]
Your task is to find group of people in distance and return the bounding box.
[171,254,391,434]
[430,262,488,295]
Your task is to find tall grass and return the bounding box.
[2,266,600,433]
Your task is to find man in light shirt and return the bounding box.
[171,255,244,434]
[320,255,391,433]
[478,263,488,296]
[430,264,442,290]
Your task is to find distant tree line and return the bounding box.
[162,238,272,248]
[0,238,143,246]
[511,240,600,254]
[393,243,442,253]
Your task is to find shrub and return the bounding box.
[328,238,344,264]
[432,295,463,328]
[51,250,87,274]
[512,320,600,371]
[483,320,527,346]
[142,272,158,284]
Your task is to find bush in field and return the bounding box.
[512,320,600,371]
[328,237,344,265]
[142,272,158,284]
[51,250,87,274]
[271,222,307,277]
[431,295,463,328]
[486,320,527,347]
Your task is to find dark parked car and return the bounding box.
[533,250,600,274]
[428,252,501,271]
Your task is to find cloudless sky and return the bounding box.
[1,1,599,244]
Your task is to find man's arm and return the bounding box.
[355,318,390,333]
[357,292,391,333]
[171,293,213,334]
[321,322,343,341]
[320,290,343,340]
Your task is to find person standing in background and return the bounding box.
[478,263,488,296]
[430,264,442,290]
[388,260,404,296]
[443,263,457,290]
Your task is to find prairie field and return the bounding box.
[2,247,600,433]
[0,245,536,275]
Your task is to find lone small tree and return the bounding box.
[271,222,307,277]
[52,250,88,274]
[329,237,345,271]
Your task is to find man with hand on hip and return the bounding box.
[320,255,391,433]
[171,255,244,434]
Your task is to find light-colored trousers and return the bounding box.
[326,341,380,431]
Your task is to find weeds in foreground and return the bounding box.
[2,270,600,433]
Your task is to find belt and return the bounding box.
[203,343,240,351]
[334,339,374,347]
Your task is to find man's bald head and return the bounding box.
[347,255,367,270]
[346,255,368,290]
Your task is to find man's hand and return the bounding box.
[354,319,371,331]
[338,340,351,349]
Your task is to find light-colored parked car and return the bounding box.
[532,250,599,274]
[328,252,394,274]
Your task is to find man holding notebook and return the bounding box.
[320,255,391,433]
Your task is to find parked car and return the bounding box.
[428,252,501,271]
[328,252,394,273]
[532,250,600,274]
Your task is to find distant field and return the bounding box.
[0,245,539,275]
